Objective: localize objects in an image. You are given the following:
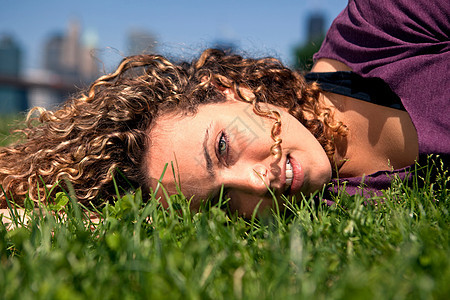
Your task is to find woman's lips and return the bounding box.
[288,155,304,195]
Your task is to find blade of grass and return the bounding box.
[1,185,19,228]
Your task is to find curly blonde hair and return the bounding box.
[0,48,346,208]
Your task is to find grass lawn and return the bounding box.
[0,114,25,147]
[0,159,448,300]
[0,115,449,299]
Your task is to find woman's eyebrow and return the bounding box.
[203,126,216,179]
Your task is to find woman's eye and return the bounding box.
[218,132,228,156]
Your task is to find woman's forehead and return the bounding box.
[146,110,211,182]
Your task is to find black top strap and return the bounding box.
[305,71,405,110]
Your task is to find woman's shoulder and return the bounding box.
[310,58,352,73]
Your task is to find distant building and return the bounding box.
[307,13,325,43]
[25,69,68,109]
[43,20,99,84]
[43,34,65,74]
[0,35,21,77]
[80,28,99,82]
[0,35,27,114]
[61,20,81,77]
[127,29,157,55]
[33,20,100,109]
[293,12,327,70]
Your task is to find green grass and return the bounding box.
[0,114,25,147]
[1,157,449,300]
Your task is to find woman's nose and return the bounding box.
[224,164,272,195]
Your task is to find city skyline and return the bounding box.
[0,0,347,113]
[1,0,347,73]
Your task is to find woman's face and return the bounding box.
[145,96,331,216]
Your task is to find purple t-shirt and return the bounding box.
[313,0,450,195]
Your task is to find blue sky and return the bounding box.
[1,0,347,72]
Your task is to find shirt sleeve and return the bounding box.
[314,0,450,156]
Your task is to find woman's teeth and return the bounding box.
[286,158,293,187]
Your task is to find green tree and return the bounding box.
[292,36,324,71]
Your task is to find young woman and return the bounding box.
[0,0,448,216]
